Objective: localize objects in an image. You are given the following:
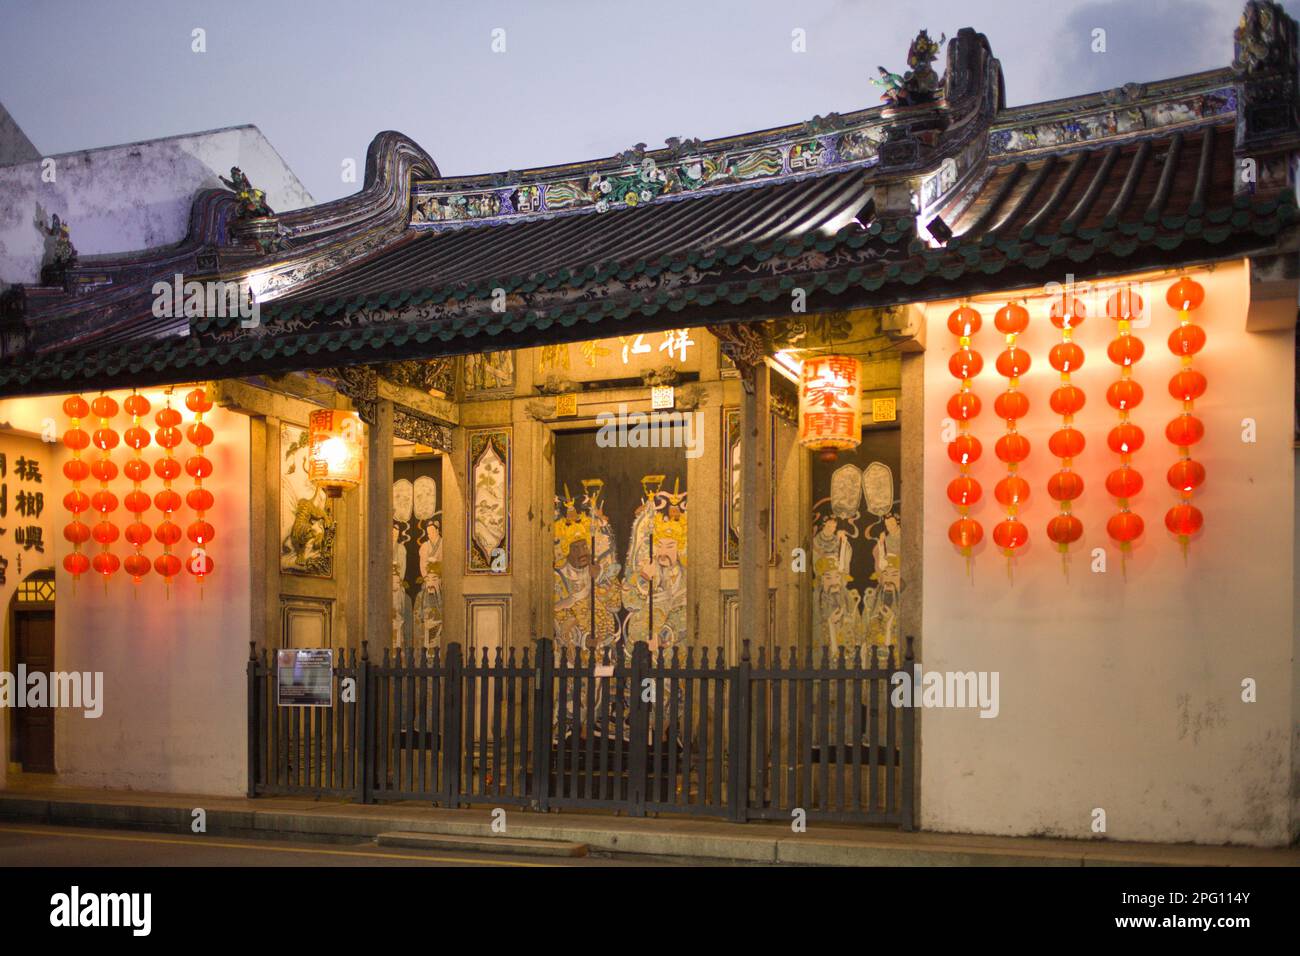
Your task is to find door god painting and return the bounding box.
[810,428,901,656]
[553,430,687,658]
[393,458,443,650]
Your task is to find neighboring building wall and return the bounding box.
[920,259,1297,847]
[0,124,313,287]
[0,392,251,795]
[0,102,40,168]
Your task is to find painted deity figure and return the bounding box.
[391,525,413,648]
[552,493,621,653]
[864,512,902,650]
[412,518,444,650]
[622,489,688,658]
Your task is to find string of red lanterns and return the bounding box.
[61,396,92,584]
[1165,276,1207,554]
[992,302,1031,573]
[185,386,216,585]
[153,395,185,589]
[1046,295,1087,570]
[1105,288,1146,570]
[123,392,153,585]
[89,395,121,585]
[946,305,984,571]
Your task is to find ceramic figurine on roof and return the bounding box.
[1234,0,1294,73]
[219,166,274,219]
[35,211,77,286]
[874,29,945,108]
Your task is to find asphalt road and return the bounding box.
[0,823,665,867]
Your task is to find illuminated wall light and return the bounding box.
[308,409,364,497]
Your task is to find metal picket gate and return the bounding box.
[248,636,916,828]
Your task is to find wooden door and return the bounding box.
[14,610,54,772]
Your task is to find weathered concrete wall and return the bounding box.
[0,124,313,287]
[920,260,1297,847]
[0,391,251,795]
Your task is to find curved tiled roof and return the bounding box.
[2,6,1298,397]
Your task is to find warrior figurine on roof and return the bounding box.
[874,29,945,108]
[35,211,77,285]
[219,166,274,219]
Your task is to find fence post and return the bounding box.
[729,638,752,822]
[357,640,371,804]
[246,642,258,798]
[900,635,916,831]
[442,642,463,807]
[628,640,650,817]
[530,638,554,812]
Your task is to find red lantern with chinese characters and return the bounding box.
[123,392,152,584]
[1164,276,1207,553]
[184,386,216,584]
[62,395,92,582]
[993,302,1030,571]
[798,355,862,462]
[154,397,184,589]
[1105,287,1145,566]
[945,306,983,564]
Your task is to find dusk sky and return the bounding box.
[1,0,1288,202]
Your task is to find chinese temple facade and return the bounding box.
[1,3,1298,847]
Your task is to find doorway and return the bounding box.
[8,569,56,773]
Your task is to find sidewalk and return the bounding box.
[1,782,1296,866]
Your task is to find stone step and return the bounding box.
[375,830,588,857]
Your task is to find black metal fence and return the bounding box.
[248,636,916,828]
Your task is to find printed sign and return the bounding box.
[276,649,334,707]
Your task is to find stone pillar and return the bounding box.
[365,398,394,649]
[738,364,771,661]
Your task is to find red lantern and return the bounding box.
[947,304,983,562]
[62,395,91,583]
[797,356,862,458]
[948,517,983,549]
[1105,287,1145,560]
[185,386,215,584]
[1046,514,1084,546]
[1047,471,1085,502]
[1164,276,1207,551]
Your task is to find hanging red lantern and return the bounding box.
[946,304,984,566]
[1164,276,1207,553]
[993,300,1030,572]
[184,386,216,585]
[61,396,92,583]
[1045,294,1086,569]
[123,392,152,584]
[797,355,862,461]
[1105,287,1145,567]
[154,396,184,589]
